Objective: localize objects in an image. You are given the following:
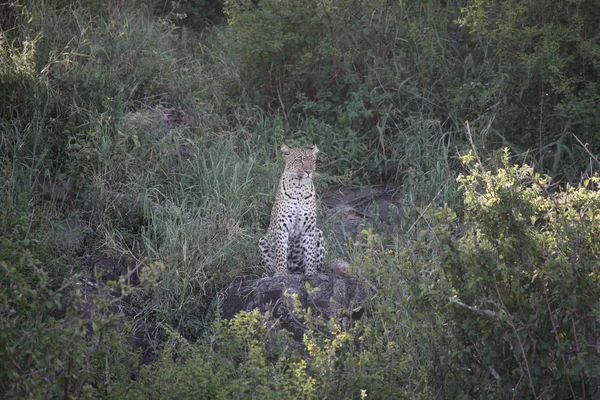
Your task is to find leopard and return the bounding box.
[259,144,326,275]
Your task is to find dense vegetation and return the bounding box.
[1,0,599,398]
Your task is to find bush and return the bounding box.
[458,0,600,177]
[0,240,157,399]
[223,0,472,183]
[405,149,600,398]
[117,299,432,399]
[224,0,600,183]
[3,0,600,397]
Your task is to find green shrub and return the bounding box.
[458,0,600,176]
[224,0,600,183]
[3,0,600,397]
[118,297,433,399]
[405,149,600,398]
[118,309,307,399]
[223,0,473,183]
[0,242,157,399]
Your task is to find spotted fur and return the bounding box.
[259,144,325,275]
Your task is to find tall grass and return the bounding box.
[130,137,271,338]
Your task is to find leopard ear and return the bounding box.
[281,144,291,155]
[311,145,319,155]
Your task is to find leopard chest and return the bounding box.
[272,180,317,237]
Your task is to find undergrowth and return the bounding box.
[1,0,599,398]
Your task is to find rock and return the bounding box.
[86,254,139,284]
[220,273,366,341]
[321,184,403,236]
[328,258,354,278]
[48,216,91,256]
[40,178,74,207]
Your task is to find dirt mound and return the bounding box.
[322,184,402,235]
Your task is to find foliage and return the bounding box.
[113,299,432,399]
[148,0,224,27]
[1,0,186,171]
[0,33,49,123]
[0,237,158,399]
[113,309,309,399]
[133,137,270,340]
[224,0,600,182]
[403,149,600,398]
[1,0,265,347]
[223,0,470,182]
[458,0,600,176]
[2,0,600,398]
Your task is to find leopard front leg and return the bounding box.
[274,230,290,275]
[315,228,325,272]
[301,230,321,275]
[259,235,276,274]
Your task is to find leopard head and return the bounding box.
[281,144,319,180]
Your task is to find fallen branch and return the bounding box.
[448,296,499,318]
